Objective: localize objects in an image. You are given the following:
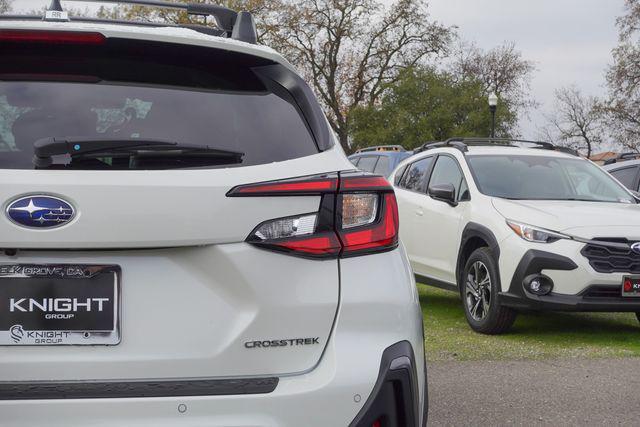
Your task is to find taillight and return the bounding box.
[0,30,106,45]
[228,171,399,259]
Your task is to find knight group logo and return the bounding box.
[9,324,24,343]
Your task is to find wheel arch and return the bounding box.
[456,222,501,290]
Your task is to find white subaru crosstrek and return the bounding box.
[392,138,640,334]
[0,3,426,426]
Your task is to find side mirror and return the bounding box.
[428,183,457,207]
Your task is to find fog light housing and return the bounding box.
[523,274,554,295]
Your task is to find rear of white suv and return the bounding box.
[0,9,426,426]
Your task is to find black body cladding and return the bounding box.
[349,341,426,427]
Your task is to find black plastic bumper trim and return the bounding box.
[349,340,426,427]
[0,377,279,400]
[501,249,640,311]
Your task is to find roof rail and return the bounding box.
[31,0,257,44]
[414,140,469,153]
[415,137,578,156]
[603,152,640,165]
[355,145,406,153]
[0,14,226,36]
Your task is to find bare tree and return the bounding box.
[451,41,536,125]
[0,0,12,14]
[606,0,640,150]
[543,86,604,158]
[266,0,453,151]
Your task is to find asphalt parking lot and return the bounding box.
[428,358,640,425]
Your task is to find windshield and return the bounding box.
[467,154,636,203]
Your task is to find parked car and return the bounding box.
[0,3,426,426]
[348,145,413,177]
[603,159,640,193]
[391,138,640,334]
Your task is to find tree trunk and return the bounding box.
[337,127,351,154]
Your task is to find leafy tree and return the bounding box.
[542,86,604,158]
[605,0,640,150]
[350,67,517,151]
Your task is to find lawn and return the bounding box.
[419,283,640,361]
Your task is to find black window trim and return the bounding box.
[426,153,471,202]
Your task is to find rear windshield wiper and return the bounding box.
[33,137,244,168]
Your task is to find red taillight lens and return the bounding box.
[234,172,399,259]
[227,174,338,196]
[0,30,106,45]
[266,232,342,257]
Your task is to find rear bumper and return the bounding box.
[0,247,425,426]
[500,249,640,312]
[349,341,427,427]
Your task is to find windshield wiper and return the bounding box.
[33,137,244,168]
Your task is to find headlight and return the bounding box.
[506,220,570,243]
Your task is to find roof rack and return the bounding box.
[355,145,406,153]
[414,137,578,156]
[0,14,226,36]
[1,0,258,44]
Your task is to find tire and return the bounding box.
[461,247,517,334]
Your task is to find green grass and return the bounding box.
[419,283,640,361]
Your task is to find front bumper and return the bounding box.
[500,248,640,312]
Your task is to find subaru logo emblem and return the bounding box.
[632,242,640,255]
[6,195,75,229]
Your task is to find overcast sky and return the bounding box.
[13,0,625,140]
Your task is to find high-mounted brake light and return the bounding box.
[231,172,399,259]
[0,30,106,45]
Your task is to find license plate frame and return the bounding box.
[622,275,640,298]
[0,264,120,346]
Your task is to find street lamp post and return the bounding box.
[488,92,498,138]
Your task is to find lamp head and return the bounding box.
[488,92,498,107]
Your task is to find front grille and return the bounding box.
[581,285,622,299]
[581,238,640,273]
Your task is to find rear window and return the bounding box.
[373,156,390,175]
[0,42,318,170]
[357,156,378,173]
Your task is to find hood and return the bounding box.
[491,198,640,239]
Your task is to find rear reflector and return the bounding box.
[234,172,399,259]
[0,30,106,45]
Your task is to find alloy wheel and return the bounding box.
[465,261,492,321]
